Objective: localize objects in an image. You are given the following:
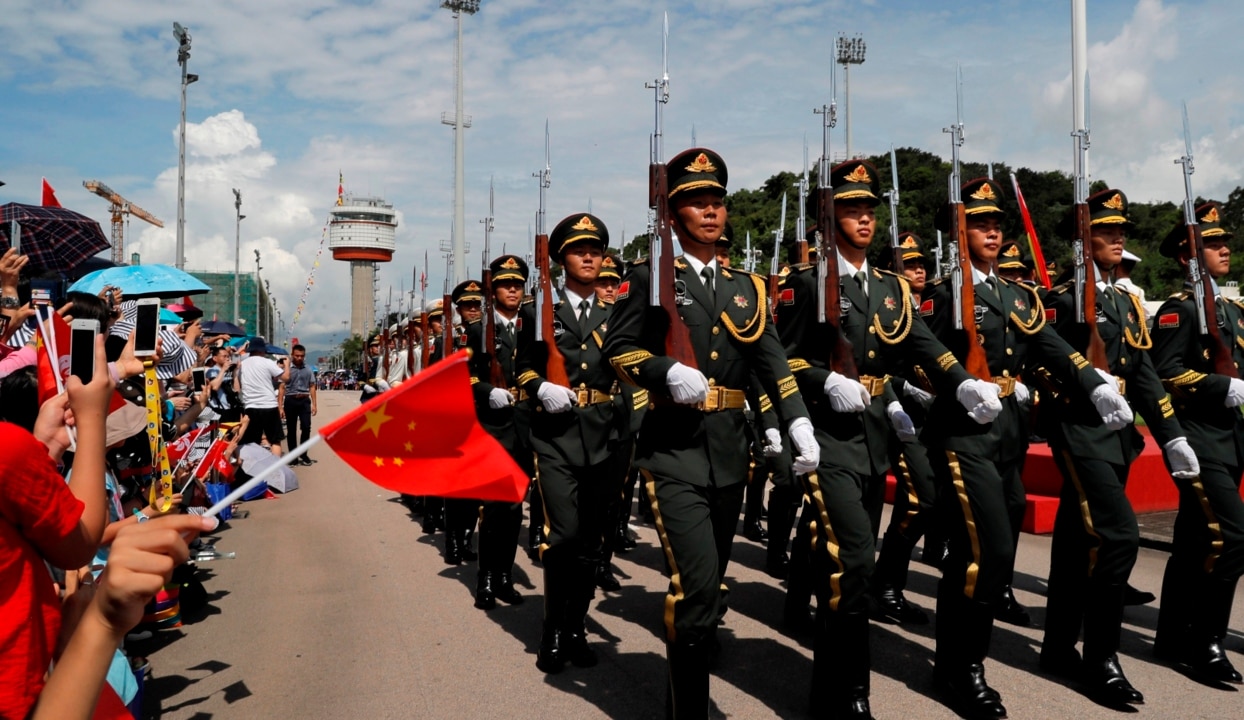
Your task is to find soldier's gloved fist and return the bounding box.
[886,401,918,442]
[762,428,783,457]
[902,381,935,408]
[1163,436,1200,479]
[955,379,1002,424]
[1226,378,1244,408]
[537,383,578,413]
[488,387,515,409]
[787,418,819,474]
[1090,382,1133,430]
[823,372,870,413]
[1013,381,1031,406]
[666,362,709,405]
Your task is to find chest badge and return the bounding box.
[1128,311,1137,326]
[974,305,987,323]
[674,279,693,306]
[553,319,566,337]
[733,294,748,309]
[840,296,853,312]
[598,322,607,334]
[1013,297,1026,311]
[883,296,896,311]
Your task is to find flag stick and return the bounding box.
[203,435,323,518]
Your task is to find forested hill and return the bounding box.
[620,147,1244,300]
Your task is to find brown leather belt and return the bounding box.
[858,374,888,397]
[993,376,1016,398]
[649,386,747,412]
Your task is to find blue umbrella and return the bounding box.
[159,308,183,325]
[68,264,211,299]
[200,319,247,337]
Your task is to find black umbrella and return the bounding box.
[200,319,248,337]
[1,203,111,273]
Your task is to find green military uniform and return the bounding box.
[603,148,812,719]
[466,255,536,610]
[920,178,1116,719]
[1037,189,1185,704]
[1149,202,1244,684]
[409,300,448,534]
[442,281,485,566]
[778,161,978,718]
[516,212,624,674]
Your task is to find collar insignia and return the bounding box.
[1201,206,1220,224]
[733,294,748,309]
[1104,193,1125,210]
[970,183,997,201]
[685,153,717,173]
[844,165,871,184]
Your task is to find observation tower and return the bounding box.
[328,180,397,338]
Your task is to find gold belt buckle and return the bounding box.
[702,387,722,412]
[576,388,590,406]
[1116,377,1126,396]
[994,377,1015,397]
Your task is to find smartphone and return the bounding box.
[8,219,18,252]
[70,319,100,383]
[134,298,160,357]
[31,287,51,307]
[192,367,206,391]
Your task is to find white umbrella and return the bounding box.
[238,443,300,494]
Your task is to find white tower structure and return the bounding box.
[328,193,397,338]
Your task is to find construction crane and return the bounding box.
[82,180,164,264]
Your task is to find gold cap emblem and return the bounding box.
[685,153,717,173]
[970,183,997,201]
[1003,244,1021,257]
[900,236,918,249]
[571,216,598,232]
[602,256,616,267]
[501,257,520,269]
[1201,206,1220,224]
[1103,193,1125,210]
[844,165,871,184]
[465,282,480,292]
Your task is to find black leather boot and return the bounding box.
[1081,583,1143,705]
[872,529,928,625]
[443,531,462,565]
[459,529,478,562]
[561,561,598,668]
[765,485,798,577]
[742,477,768,542]
[494,570,524,605]
[422,497,444,534]
[615,509,637,552]
[595,562,621,592]
[810,611,874,719]
[1122,582,1156,606]
[536,552,566,673]
[667,639,710,719]
[1179,577,1243,684]
[474,570,496,610]
[993,585,1031,627]
[933,591,1007,720]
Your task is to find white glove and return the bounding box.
[488,387,515,409]
[1013,381,1031,406]
[762,428,783,457]
[665,362,709,405]
[1094,367,1115,384]
[1163,437,1200,479]
[1090,382,1133,431]
[887,401,918,441]
[955,379,1002,424]
[537,383,578,414]
[787,417,819,474]
[902,381,935,408]
[1226,378,1244,408]
[823,372,871,413]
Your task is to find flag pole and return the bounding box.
[203,435,323,518]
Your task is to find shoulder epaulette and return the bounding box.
[927,276,949,289]
[628,257,649,267]
[521,296,535,305]
[727,266,761,278]
[873,267,902,279]
[1169,290,1191,301]
[791,262,814,272]
[1050,280,1073,295]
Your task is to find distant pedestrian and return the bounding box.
[284,343,318,465]
[235,337,290,456]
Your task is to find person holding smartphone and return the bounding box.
[233,337,289,456]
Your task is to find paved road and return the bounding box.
[142,391,1243,719]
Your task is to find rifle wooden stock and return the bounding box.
[441,293,452,362]
[381,327,390,375]
[419,313,430,369]
[768,270,781,323]
[1188,224,1239,377]
[405,319,415,376]
[797,239,809,265]
[650,162,698,368]
[1075,202,1109,371]
[534,232,571,386]
[952,203,991,380]
[816,187,858,379]
[482,268,507,387]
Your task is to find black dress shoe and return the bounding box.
[742,518,768,542]
[1082,655,1144,705]
[872,585,929,625]
[615,526,637,553]
[1122,583,1156,606]
[443,536,462,565]
[494,572,524,605]
[765,552,790,580]
[822,697,874,720]
[474,572,496,610]
[1037,646,1082,680]
[561,630,598,668]
[536,628,564,673]
[933,663,1008,719]
[595,565,621,592]
[460,543,478,562]
[922,539,949,569]
[994,586,1031,627]
[1179,639,1244,685]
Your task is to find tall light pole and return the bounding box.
[253,249,262,336]
[836,33,866,160]
[440,0,479,285]
[232,189,245,323]
[173,23,198,270]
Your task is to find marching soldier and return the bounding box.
[778,161,1003,718]
[418,299,448,535]
[1037,188,1198,705]
[516,212,622,673]
[920,177,1131,719]
[442,281,485,565]
[1149,201,1244,685]
[603,148,821,718]
[466,255,535,609]
[996,241,1033,285]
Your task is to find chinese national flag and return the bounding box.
[318,350,527,502]
[41,178,62,208]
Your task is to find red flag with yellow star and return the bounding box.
[317,350,527,502]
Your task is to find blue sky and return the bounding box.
[2,0,1241,349]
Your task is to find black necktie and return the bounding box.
[986,276,1001,303]
[854,270,867,298]
[578,299,590,335]
[701,266,715,304]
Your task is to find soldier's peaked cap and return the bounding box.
[1087,188,1134,228]
[550,212,609,260]
[935,177,1007,232]
[668,147,728,199]
[598,255,622,280]
[490,254,529,283]
[1160,201,1234,258]
[452,280,485,305]
[831,159,881,206]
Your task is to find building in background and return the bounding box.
[328,190,397,338]
[189,271,275,339]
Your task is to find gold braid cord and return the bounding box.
[719,274,767,344]
[1008,282,1047,336]
[788,358,813,373]
[609,349,655,385]
[872,272,914,345]
[1122,292,1153,350]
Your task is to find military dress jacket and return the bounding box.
[466,307,534,459]
[920,275,1106,461]
[1040,281,1182,465]
[1149,288,1244,467]
[515,290,620,468]
[778,264,973,476]
[603,258,809,489]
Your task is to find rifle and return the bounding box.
[886,145,903,273]
[943,65,990,380]
[406,266,416,376]
[442,255,452,362]
[1177,103,1236,377]
[382,287,392,376]
[1070,120,1108,371]
[813,67,857,378]
[769,194,787,322]
[796,138,809,264]
[532,122,570,386]
[420,251,430,369]
[481,177,506,387]
[645,13,697,368]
